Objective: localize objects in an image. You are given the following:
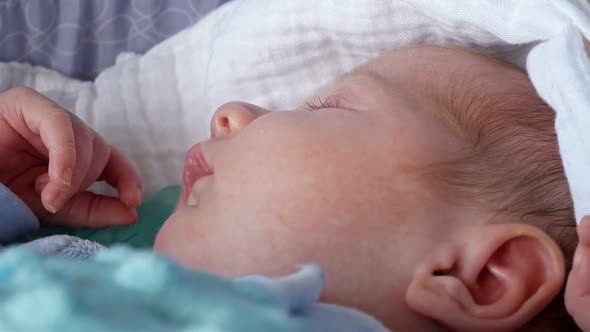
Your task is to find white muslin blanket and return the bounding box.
[1,0,590,222]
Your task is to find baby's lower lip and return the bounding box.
[182,144,213,204]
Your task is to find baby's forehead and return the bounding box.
[350,45,522,87]
[357,46,528,109]
[345,46,537,143]
[319,45,533,140]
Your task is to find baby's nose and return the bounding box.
[210,102,270,139]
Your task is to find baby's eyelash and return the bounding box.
[303,97,338,112]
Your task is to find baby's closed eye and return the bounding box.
[303,96,340,112]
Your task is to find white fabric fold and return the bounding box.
[1,0,589,222]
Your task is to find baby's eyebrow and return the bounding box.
[302,65,386,111]
[337,65,386,85]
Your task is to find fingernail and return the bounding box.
[130,209,138,223]
[46,191,68,214]
[62,168,72,187]
[45,203,57,214]
[136,186,143,205]
[43,189,61,214]
[124,186,142,208]
[123,198,137,208]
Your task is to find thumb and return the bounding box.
[41,191,137,228]
[34,173,50,195]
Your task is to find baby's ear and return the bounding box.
[405,223,565,332]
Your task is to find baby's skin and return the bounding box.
[0,45,585,331]
[155,46,570,331]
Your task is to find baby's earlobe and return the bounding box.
[406,223,565,332]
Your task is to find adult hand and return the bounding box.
[0,87,142,227]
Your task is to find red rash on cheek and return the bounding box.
[304,148,320,160]
[275,212,287,224]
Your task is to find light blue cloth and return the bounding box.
[0,183,103,260]
[19,235,105,260]
[0,183,38,244]
[0,183,391,331]
[0,247,390,331]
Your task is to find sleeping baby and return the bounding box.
[0,45,582,331]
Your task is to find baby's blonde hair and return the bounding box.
[424,46,578,331]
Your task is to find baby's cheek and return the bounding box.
[268,183,369,234]
[153,215,180,254]
[154,210,205,263]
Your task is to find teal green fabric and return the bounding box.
[0,247,304,332]
[24,186,181,248]
[0,247,391,332]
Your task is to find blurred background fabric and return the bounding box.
[0,0,230,80]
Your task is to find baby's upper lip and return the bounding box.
[182,143,213,203]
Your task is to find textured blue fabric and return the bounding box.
[0,183,103,259]
[19,235,104,260]
[0,183,39,244]
[0,185,390,331]
[0,247,391,332]
[238,267,391,331]
[0,0,231,79]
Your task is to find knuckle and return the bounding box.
[61,139,77,154]
[7,86,37,99]
[7,87,43,109]
[93,134,110,155]
[0,87,36,114]
[73,129,96,158]
[49,110,75,137]
[48,107,71,122]
[82,127,96,142]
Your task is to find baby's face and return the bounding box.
[155,47,471,329]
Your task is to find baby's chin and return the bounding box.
[152,224,173,256]
[152,231,206,271]
[152,211,226,274]
[152,214,191,263]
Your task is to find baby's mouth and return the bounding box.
[186,175,214,207]
[182,143,214,205]
[187,191,199,206]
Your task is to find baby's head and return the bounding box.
[154,45,577,331]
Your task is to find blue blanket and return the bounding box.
[0,183,390,331]
[0,247,389,332]
[0,182,111,259]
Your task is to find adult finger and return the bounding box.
[41,122,96,213]
[100,146,142,208]
[35,173,50,194]
[42,191,137,228]
[40,110,77,189]
[69,134,141,209]
[2,87,77,188]
[565,244,590,331]
[0,88,78,213]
